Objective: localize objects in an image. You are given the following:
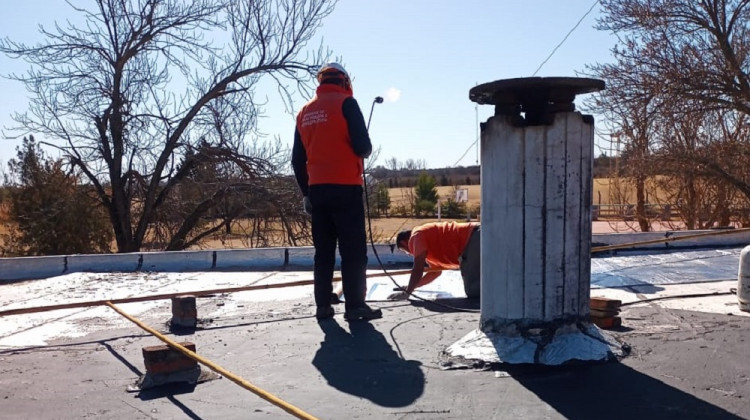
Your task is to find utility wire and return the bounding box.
[452,138,478,167]
[452,1,600,168]
[531,0,601,77]
[453,99,481,167]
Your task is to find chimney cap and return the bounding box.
[470,77,605,125]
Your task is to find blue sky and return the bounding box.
[0,0,615,170]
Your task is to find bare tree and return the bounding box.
[0,0,335,252]
[646,105,748,229]
[589,0,750,228]
[598,0,750,115]
[403,158,426,172]
[586,48,659,231]
[385,157,399,171]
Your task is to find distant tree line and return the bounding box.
[369,159,480,188]
[371,157,614,186]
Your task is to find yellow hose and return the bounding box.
[105,301,319,420]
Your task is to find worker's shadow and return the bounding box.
[312,319,424,407]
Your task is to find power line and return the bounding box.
[453,1,601,168]
[453,104,481,167]
[531,0,600,77]
[452,138,478,167]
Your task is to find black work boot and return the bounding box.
[344,304,382,321]
[315,306,335,320]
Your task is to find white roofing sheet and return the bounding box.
[592,247,741,288]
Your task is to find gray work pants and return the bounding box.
[459,226,480,299]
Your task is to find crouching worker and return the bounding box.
[389,221,480,300]
[292,62,382,322]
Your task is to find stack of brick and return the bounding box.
[142,342,198,375]
[589,297,622,329]
[131,342,203,391]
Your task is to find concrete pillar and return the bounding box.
[445,77,625,365]
[480,110,593,327]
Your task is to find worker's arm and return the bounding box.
[388,251,442,300]
[342,97,372,158]
[291,128,309,196]
[416,270,442,289]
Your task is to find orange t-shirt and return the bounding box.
[408,222,478,269]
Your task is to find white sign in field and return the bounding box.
[455,188,469,203]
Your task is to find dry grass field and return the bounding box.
[388,178,671,209]
[0,178,686,252]
[387,185,481,209]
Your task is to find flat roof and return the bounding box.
[1,247,749,419]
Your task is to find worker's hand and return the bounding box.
[387,291,409,301]
[302,196,312,216]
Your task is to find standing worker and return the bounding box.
[390,221,480,300]
[292,62,382,321]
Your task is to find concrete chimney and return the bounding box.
[445,77,625,365]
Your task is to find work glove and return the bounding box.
[387,290,409,301]
[302,196,312,216]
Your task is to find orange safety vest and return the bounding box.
[409,222,478,269]
[296,84,363,186]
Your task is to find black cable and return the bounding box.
[362,97,479,314]
[620,289,737,307]
[388,312,448,369]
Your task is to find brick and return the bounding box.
[142,342,197,374]
[590,308,620,318]
[590,296,622,311]
[171,295,197,328]
[590,316,622,329]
